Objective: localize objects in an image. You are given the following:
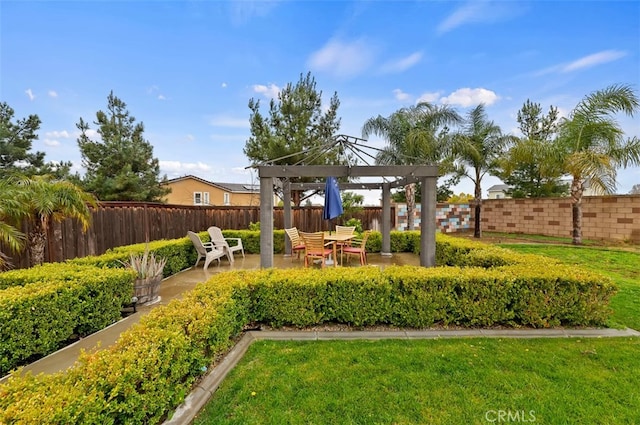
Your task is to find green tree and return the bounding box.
[362,102,460,230]
[391,175,462,204]
[341,191,364,219]
[77,91,169,201]
[0,180,26,270]
[497,100,567,198]
[4,176,96,266]
[0,102,45,178]
[0,102,76,180]
[244,72,342,206]
[452,104,514,238]
[447,192,475,203]
[557,84,640,245]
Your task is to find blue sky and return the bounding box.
[2,0,639,204]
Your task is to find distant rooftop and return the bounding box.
[165,175,259,193]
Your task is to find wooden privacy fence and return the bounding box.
[4,202,390,269]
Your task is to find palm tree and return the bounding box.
[362,102,460,230]
[557,84,640,245]
[14,176,97,266]
[0,180,26,270]
[452,104,515,238]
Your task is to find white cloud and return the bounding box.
[45,130,70,138]
[186,134,195,142]
[231,166,252,176]
[209,115,250,128]
[160,160,212,173]
[380,51,423,74]
[43,139,60,147]
[440,88,499,107]
[437,1,525,34]
[392,89,411,102]
[417,91,442,104]
[158,94,166,100]
[25,89,35,101]
[562,50,627,73]
[533,50,628,76]
[221,82,228,88]
[48,90,58,98]
[252,83,280,99]
[307,38,376,78]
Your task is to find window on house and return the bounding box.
[223,193,230,205]
[194,192,202,205]
[203,192,210,205]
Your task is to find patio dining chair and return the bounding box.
[342,230,372,266]
[207,226,245,263]
[187,231,225,269]
[334,225,356,260]
[284,227,305,260]
[299,231,336,268]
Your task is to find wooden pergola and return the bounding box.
[257,164,439,268]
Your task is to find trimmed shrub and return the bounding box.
[0,264,134,375]
[0,233,618,423]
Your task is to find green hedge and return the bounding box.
[0,264,135,375]
[0,234,618,423]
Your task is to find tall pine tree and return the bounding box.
[244,72,342,205]
[77,92,169,201]
[0,102,45,178]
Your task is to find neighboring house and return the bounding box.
[486,184,511,199]
[163,175,261,206]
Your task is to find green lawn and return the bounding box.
[498,244,640,330]
[194,338,640,425]
[193,242,640,424]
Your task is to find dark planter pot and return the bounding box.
[133,275,163,305]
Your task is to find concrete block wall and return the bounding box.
[481,195,640,242]
[394,196,639,242]
[395,203,472,233]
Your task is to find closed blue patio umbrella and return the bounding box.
[323,176,343,230]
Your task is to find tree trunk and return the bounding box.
[474,182,482,238]
[28,222,47,266]
[571,178,584,245]
[292,190,302,207]
[406,183,415,231]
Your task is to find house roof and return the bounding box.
[487,184,510,192]
[165,175,260,194]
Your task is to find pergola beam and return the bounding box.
[257,164,439,268]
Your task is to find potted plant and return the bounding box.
[122,247,167,305]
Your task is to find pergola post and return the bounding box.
[257,164,438,268]
[283,179,292,257]
[420,176,437,267]
[381,182,392,257]
[259,176,274,268]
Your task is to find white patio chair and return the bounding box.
[187,231,225,269]
[207,226,245,263]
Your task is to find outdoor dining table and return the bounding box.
[323,231,356,265]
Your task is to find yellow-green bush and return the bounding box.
[0,234,617,423]
[0,264,134,375]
